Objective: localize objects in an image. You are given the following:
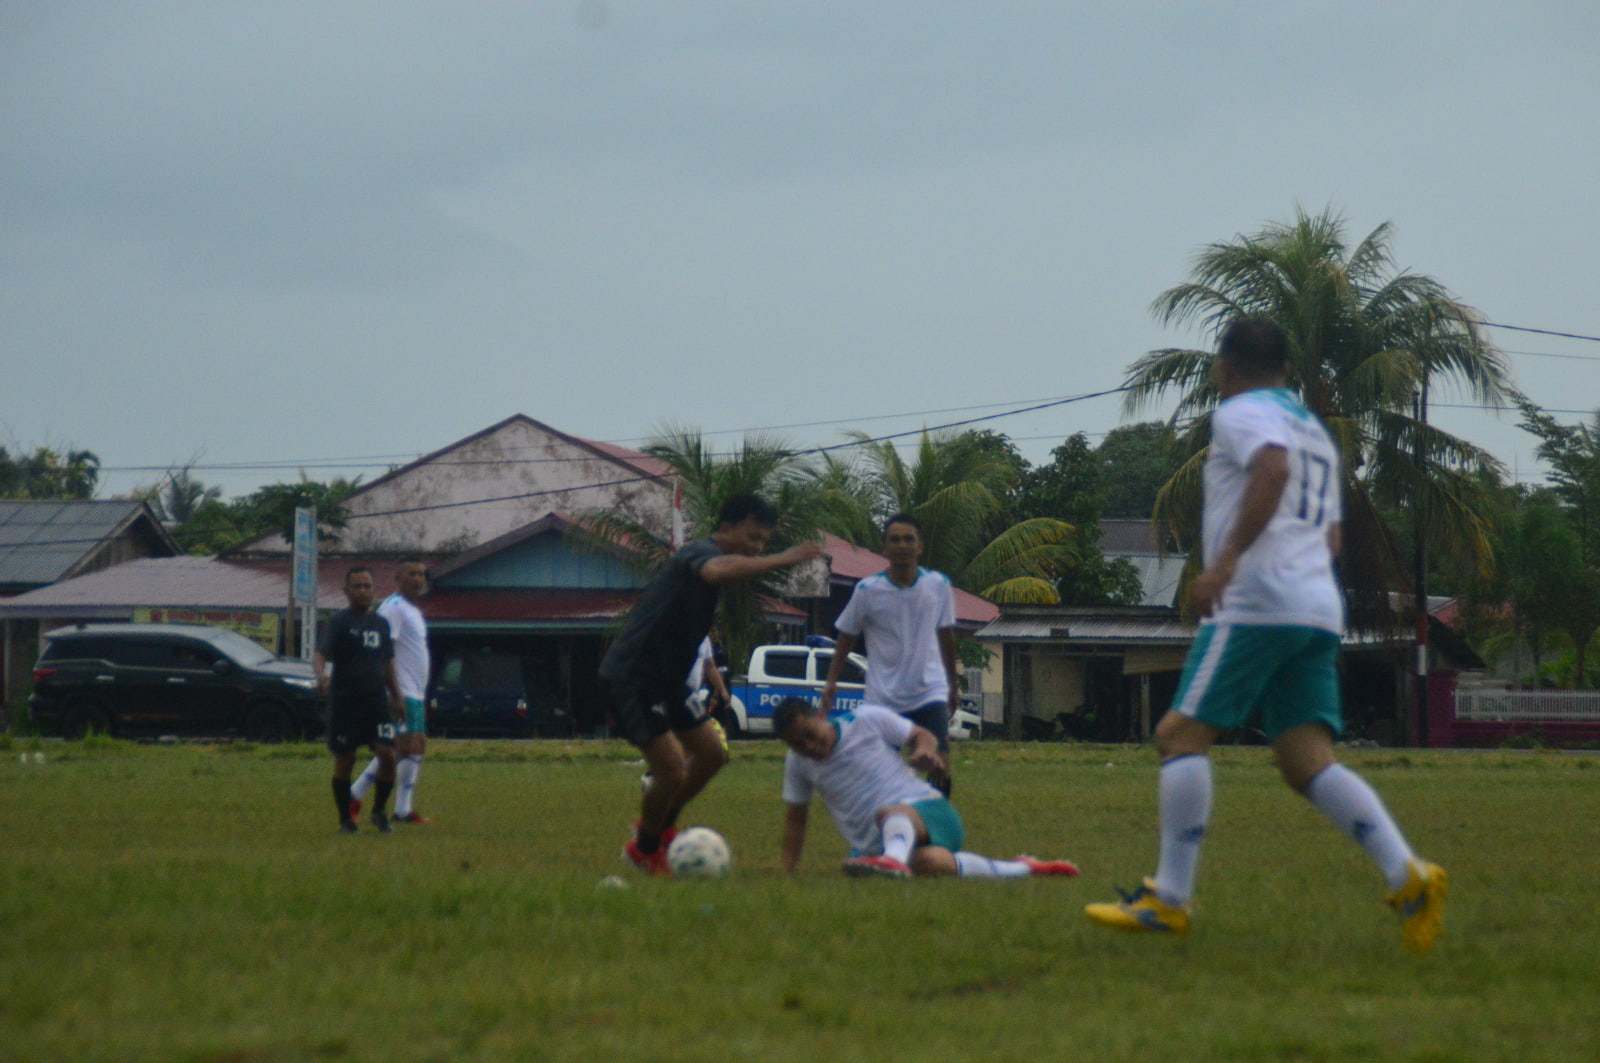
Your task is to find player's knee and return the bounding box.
[652,756,691,794]
[1155,712,1216,761]
[908,847,955,877]
[702,742,730,773]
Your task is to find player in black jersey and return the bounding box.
[315,567,405,833]
[600,494,823,873]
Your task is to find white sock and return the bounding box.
[881,814,915,865]
[1305,763,1415,891]
[349,756,381,800]
[954,852,1031,879]
[395,755,421,817]
[1153,754,1212,906]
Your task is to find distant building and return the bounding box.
[0,500,177,722]
[3,417,996,736]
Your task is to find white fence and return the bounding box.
[1455,689,1600,723]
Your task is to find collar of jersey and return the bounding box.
[878,566,927,588]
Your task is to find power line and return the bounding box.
[1483,321,1600,343]
[1432,403,1597,415]
[1502,348,1600,363]
[344,386,1137,520]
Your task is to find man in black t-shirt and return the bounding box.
[600,493,824,874]
[315,567,405,834]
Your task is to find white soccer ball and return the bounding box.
[667,827,732,879]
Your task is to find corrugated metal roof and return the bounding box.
[1124,554,1187,609]
[0,500,162,588]
[979,607,1409,650]
[979,612,1195,643]
[0,556,297,617]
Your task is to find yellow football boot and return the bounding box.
[1085,878,1192,936]
[1386,859,1449,953]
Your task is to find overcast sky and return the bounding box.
[4,1,1597,503]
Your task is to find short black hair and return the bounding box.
[1217,316,1290,378]
[772,696,819,738]
[718,493,779,529]
[882,513,923,539]
[344,566,373,585]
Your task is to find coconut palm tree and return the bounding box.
[584,427,826,672]
[1123,206,1518,628]
[822,429,1076,604]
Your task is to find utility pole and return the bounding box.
[1413,386,1430,747]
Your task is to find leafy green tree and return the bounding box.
[234,477,361,545]
[1014,434,1103,529]
[1096,422,1179,520]
[1011,433,1142,606]
[172,499,252,555]
[1123,206,1518,629]
[0,445,101,500]
[1459,485,1600,688]
[1518,401,1600,564]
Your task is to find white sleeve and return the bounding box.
[835,583,866,637]
[936,573,956,630]
[1218,398,1291,469]
[781,751,813,805]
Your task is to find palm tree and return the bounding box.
[150,467,224,525]
[1123,206,1518,628]
[585,427,826,672]
[822,429,1076,604]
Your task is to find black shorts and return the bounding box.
[603,676,710,749]
[327,692,397,756]
[902,701,951,755]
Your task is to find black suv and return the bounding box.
[29,623,327,741]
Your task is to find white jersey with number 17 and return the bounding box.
[1203,387,1344,634]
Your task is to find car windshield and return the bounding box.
[207,629,278,667]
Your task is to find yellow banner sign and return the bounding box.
[132,608,282,651]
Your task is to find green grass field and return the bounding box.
[2,735,1597,1062]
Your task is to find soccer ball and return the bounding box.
[667,827,732,878]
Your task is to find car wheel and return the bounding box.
[244,701,296,743]
[64,700,112,740]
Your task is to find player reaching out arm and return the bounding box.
[600,494,824,875]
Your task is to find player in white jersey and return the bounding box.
[351,560,432,824]
[821,514,961,795]
[1085,317,1448,952]
[775,698,1078,880]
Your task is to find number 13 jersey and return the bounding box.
[1203,387,1344,634]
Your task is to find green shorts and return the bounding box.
[1172,623,1343,740]
[396,697,426,736]
[911,797,965,853]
